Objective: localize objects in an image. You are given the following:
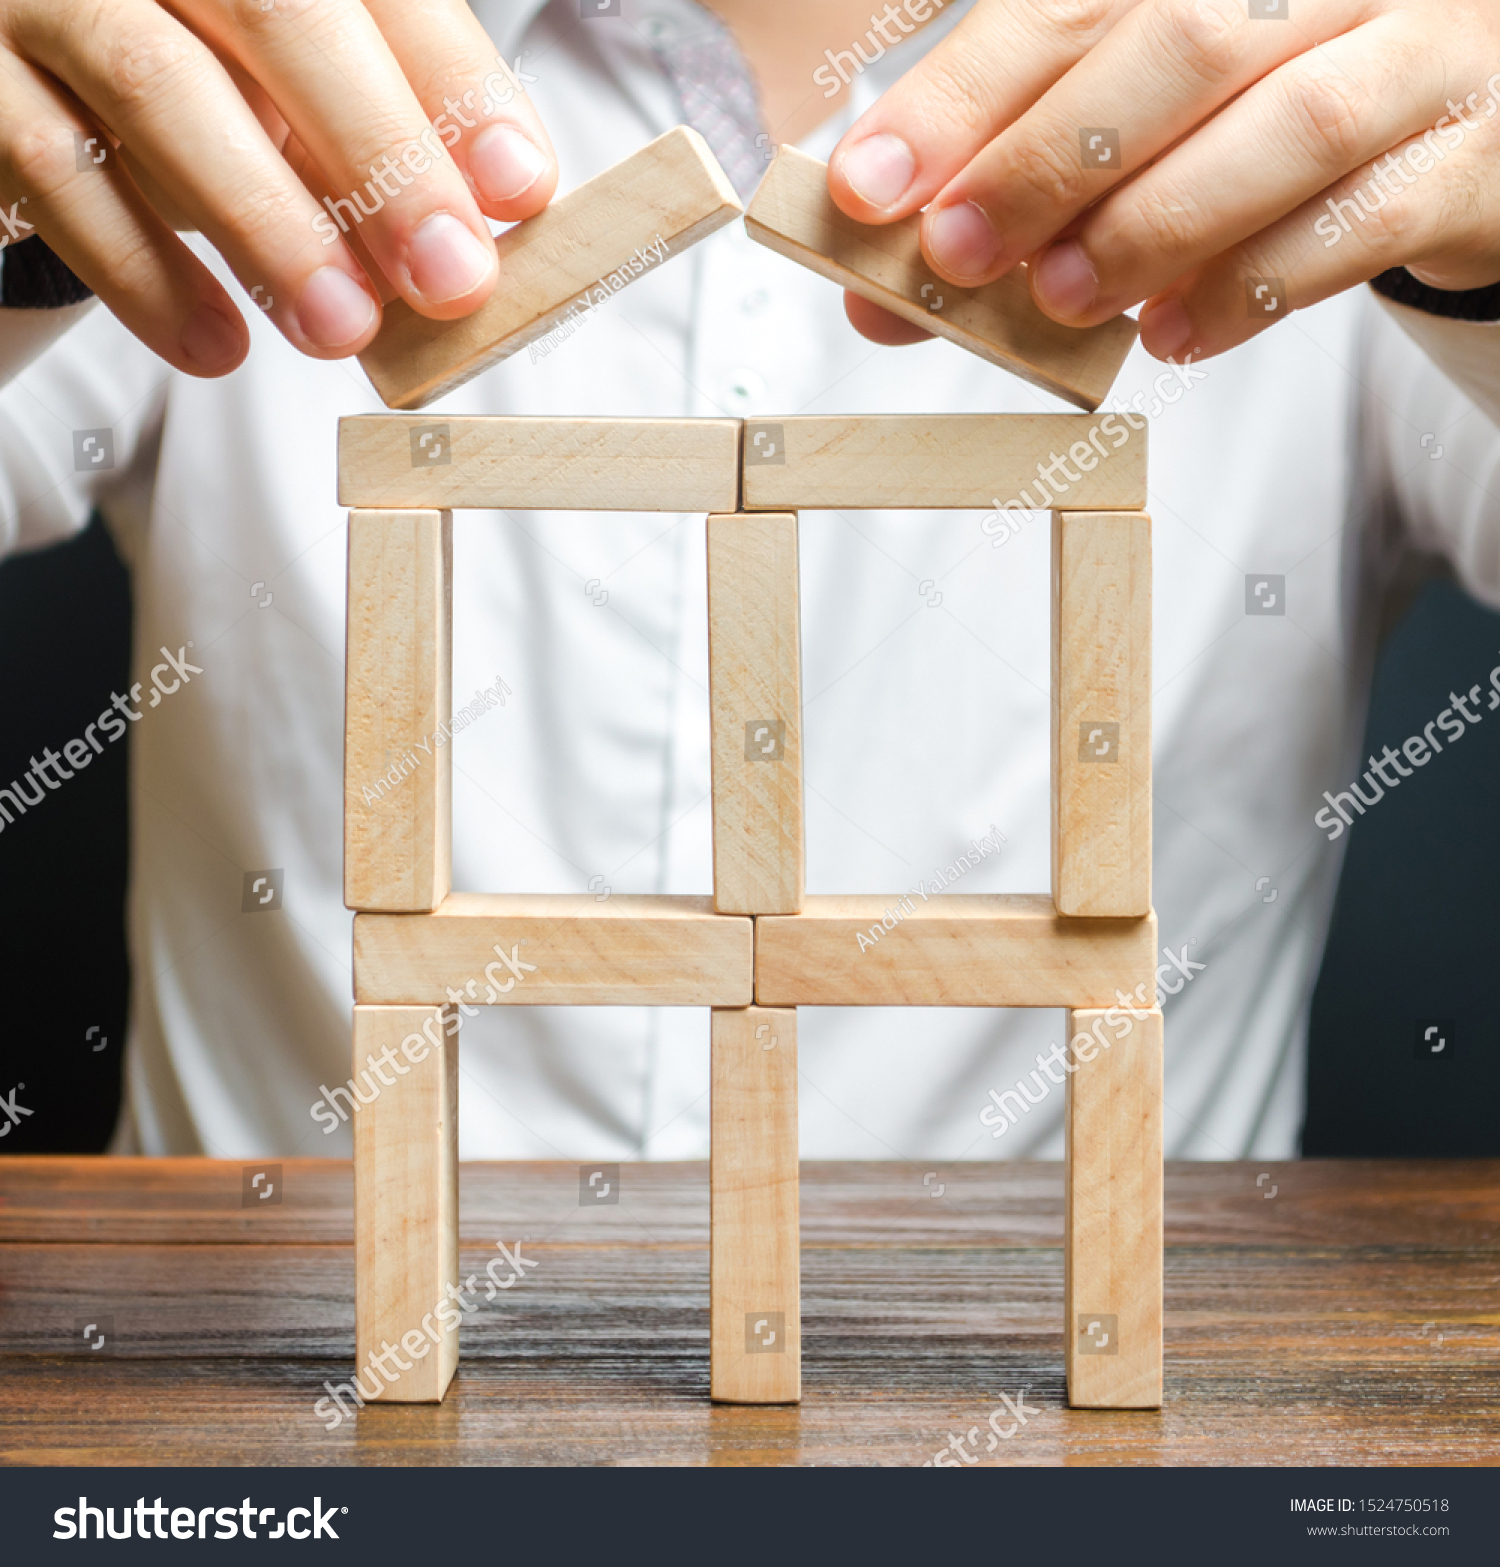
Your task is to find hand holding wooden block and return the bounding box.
[359,127,743,410]
[745,147,1137,411]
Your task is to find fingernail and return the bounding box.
[296,266,378,349]
[926,201,1003,280]
[469,124,548,204]
[1140,297,1192,360]
[839,133,916,209]
[407,211,496,305]
[179,303,245,372]
[1033,241,1097,320]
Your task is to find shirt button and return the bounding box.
[741,289,769,316]
[639,13,680,45]
[721,367,766,412]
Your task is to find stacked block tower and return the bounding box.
[339,128,1160,1410]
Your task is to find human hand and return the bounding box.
[0,0,558,374]
[828,0,1500,361]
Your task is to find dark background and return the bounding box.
[1,517,1497,1155]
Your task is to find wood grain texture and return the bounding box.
[9,1158,1493,1249]
[707,512,803,915]
[1053,511,1152,917]
[353,1005,458,1403]
[338,416,742,512]
[344,510,452,912]
[739,415,1146,511]
[358,126,742,409]
[754,895,1155,1007]
[744,147,1137,411]
[4,1160,1498,1466]
[354,893,753,1006]
[711,1008,799,1403]
[1065,1007,1163,1409]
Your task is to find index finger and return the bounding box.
[827,0,1138,222]
[179,0,506,318]
[362,0,558,224]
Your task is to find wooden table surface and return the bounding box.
[1,1158,1497,1467]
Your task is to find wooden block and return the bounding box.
[345,510,452,913]
[754,894,1155,1008]
[353,1003,458,1403]
[711,1006,800,1403]
[338,415,742,512]
[1053,511,1152,917]
[1065,1005,1163,1408]
[354,893,753,1006]
[359,126,743,409]
[739,415,1145,512]
[744,147,1137,411]
[707,512,804,915]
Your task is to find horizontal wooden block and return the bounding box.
[744,147,1137,411]
[338,416,742,512]
[707,512,804,915]
[754,895,1155,1008]
[740,415,1145,511]
[1053,511,1152,917]
[355,894,753,1006]
[1066,1006,1163,1408]
[359,126,743,409]
[344,510,452,913]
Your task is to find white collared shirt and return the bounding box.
[3,0,1500,1161]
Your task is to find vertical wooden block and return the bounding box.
[345,510,452,912]
[1053,510,1151,917]
[353,1003,459,1403]
[707,512,804,915]
[1064,1005,1162,1409]
[711,1005,800,1403]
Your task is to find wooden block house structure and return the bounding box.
[339,129,1161,1410]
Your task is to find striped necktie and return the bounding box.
[646,10,770,201]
